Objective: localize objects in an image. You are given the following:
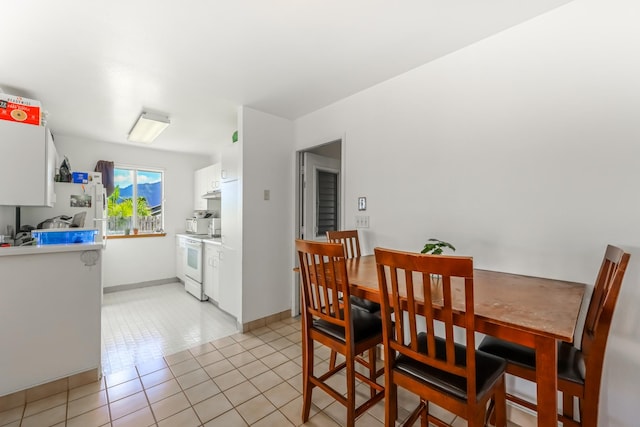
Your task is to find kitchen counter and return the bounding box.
[203,237,222,245]
[0,242,103,257]
[0,243,102,396]
[177,233,222,245]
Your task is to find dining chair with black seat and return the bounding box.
[374,247,507,427]
[326,229,382,374]
[478,244,630,427]
[296,239,385,427]
[326,229,380,311]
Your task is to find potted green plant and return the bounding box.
[421,238,456,255]
[421,238,456,302]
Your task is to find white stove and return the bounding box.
[184,237,207,301]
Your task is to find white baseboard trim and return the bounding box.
[507,401,538,427]
[103,278,178,293]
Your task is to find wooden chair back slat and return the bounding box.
[580,245,630,415]
[404,268,419,353]
[327,230,361,259]
[582,245,628,353]
[297,240,350,329]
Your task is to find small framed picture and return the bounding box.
[70,194,92,208]
[358,197,367,211]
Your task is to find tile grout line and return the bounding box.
[131,364,156,427]
[7,312,393,426]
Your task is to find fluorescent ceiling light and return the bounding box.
[127,112,170,143]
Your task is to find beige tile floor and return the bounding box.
[0,318,528,427]
[101,283,239,375]
[0,314,533,427]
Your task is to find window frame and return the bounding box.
[107,164,165,236]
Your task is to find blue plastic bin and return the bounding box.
[31,229,98,245]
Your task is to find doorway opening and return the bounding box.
[293,139,343,315]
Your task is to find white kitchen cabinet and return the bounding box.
[212,246,221,303]
[194,163,221,210]
[193,167,208,211]
[176,235,186,282]
[221,142,240,182]
[0,121,57,206]
[221,180,241,249]
[218,179,241,319]
[208,163,221,192]
[203,241,220,302]
[218,246,240,317]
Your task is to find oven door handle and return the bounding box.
[185,240,202,248]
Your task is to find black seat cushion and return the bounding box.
[349,296,381,313]
[313,308,382,343]
[394,332,506,401]
[478,336,585,385]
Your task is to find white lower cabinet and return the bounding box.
[213,248,221,303]
[203,242,220,302]
[218,246,240,319]
[176,236,186,282]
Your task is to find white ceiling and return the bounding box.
[3,0,570,156]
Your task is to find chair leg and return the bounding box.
[301,335,314,423]
[385,379,397,427]
[329,350,337,370]
[403,400,427,427]
[493,378,507,427]
[469,410,485,427]
[368,347,377,398]
[486,398,496,426]
[421,401,429,427]
[346,353,356,427]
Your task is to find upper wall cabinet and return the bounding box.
[194,163,222,210]
[221,142,240,183]
[194,166,209,211]
[208,163,221,192]
[0,121,57,207]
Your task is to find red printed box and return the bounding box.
[0,94,41,126]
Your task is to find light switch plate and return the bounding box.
[264,189,270,200]
[355,215,370,228]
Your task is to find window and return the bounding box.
[107,166,164,235]
[316,170,339,236]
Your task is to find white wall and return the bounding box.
[241,107,294,324]
[0,206,16,240]
[52,135,212,287]
[293,0,640,424]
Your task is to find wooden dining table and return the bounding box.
[335,255,586,427]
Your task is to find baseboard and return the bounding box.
[103,277,178,293]
[507,401,538,427]
[240,309,292,332]
[0,368,100,412]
